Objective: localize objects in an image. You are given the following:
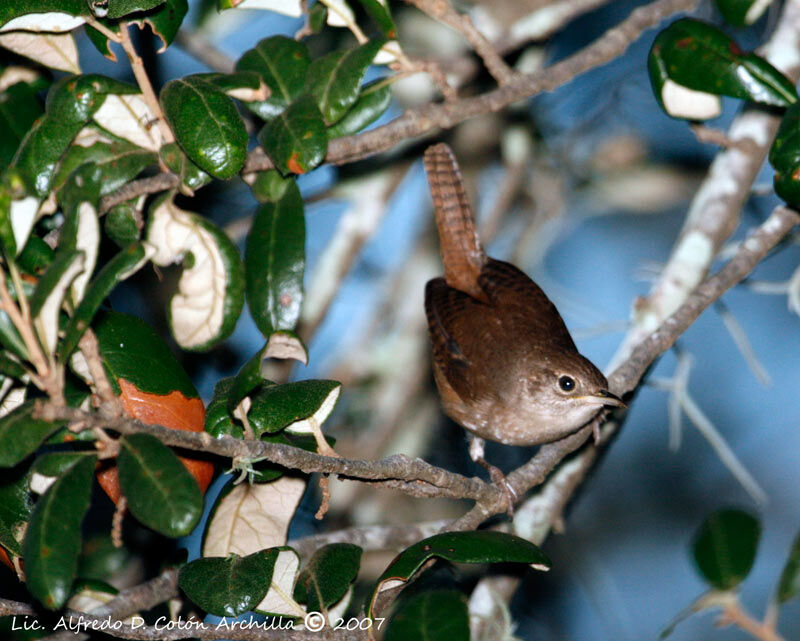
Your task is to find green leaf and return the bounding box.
[692,508,760,590]
[146,196,245,351]
[258,95,327,175]
[131,0,188,52]
[0,463,32,557]
[0,82,43,166]
[777,532,800,604]
[94,311,199,398]
[248,380,341,436]
[308,2,327,33]
[0,352,26,379]
[12,74,138,197]
[22,455,95,609]
[307,38,385,125]
[107,0,166,19]
[31,452,91,485]
[327,78,392,138]
[715,0,773,27]
[354,0,397,37]
[78,535,131,583]
[0,402,63,469]
[117,433,203,537]
[227,343,273,412]
[370,531,550,616]
[179,549,279,617]
[245,180,305,336]
[17,235,55,276]
[159,142,212,192]
[649,18,796,119]
[160,74,248,179]
[236,36,311,120]
[384,589,469,641]
[198,71,268,102]
[294,543,361,612]
[53,140,156,201]
[104,199,143,248]
[248,170,293,203]
[770,102,800,207]
[205,377,242,439]
[60,243,150,361]
[85,19,120,61]
[0,1,88,30]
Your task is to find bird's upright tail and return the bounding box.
[423,143,488,302]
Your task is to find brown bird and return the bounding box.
[423,143,624,496]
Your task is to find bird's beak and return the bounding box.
[579,389,626,408]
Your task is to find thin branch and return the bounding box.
[118,22,175,145]
[33,403,498,504]
[406,0,517,85]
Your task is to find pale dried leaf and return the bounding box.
[10,196,38,255]
[0,31,80,73]
[71,202,100,304]
[254,548,306,617]
[35,253,84,354]
[92,95,162,151]
[146,199,232,349]
[0,13,85,33]
[264,332,307,364]
[284,385,340,435]
[320,0,355,27]
[203,476,306,557]
[229,0,302,15]
[0,66,40,91]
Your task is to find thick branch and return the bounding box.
[99,0,697,214]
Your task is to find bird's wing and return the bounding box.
[477,258,578,353]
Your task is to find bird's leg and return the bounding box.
[468,435,517,516]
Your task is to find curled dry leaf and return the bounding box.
[146,196,245,350]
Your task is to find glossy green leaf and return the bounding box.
[104,199,143,248]
[0,82,42,166]
[227,344,273,412]
[53,139,156,201]
[159,142,212,192]
[307,38,385,125]
[649,18,796,117]
[198,71,267,102]
[22,455,95,609]
[248,170,293,203]
[327,78,392,138]
[692,508,760,590]
[12,74,138,197]
[355,0,397,37]
[236,36,310,119]
[246,180,305,336]
[0,402,63,469]
[258,95,327,175]
[31,452,90,482]
[60,243,150,361]
[131,0,188,51]
[17,235,55,276]
[371,531,550,616]
[769,102,800,207]
[715,0,773,27]
[179,549,278,616]
[117,433,203,538]
[294,543,361,612]
[94,311,199,398]
[308,2,327,33]
[0,352,26,379]
[0,463,32,557]
[0,1,88,30]
[161,74,248,179]
[146,196,245,351]
[248,380,340,436]
[0,184,14,256]
[85,19,120,60]
[107,0,166,19]
[0,309,28,361]
[777,532,800,603]
[384,589,469,641]
[205,377,242,439]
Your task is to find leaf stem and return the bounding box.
[118,22,175,145]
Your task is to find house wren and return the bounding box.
[423,143,624,487]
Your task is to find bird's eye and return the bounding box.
[558,376,576,392]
